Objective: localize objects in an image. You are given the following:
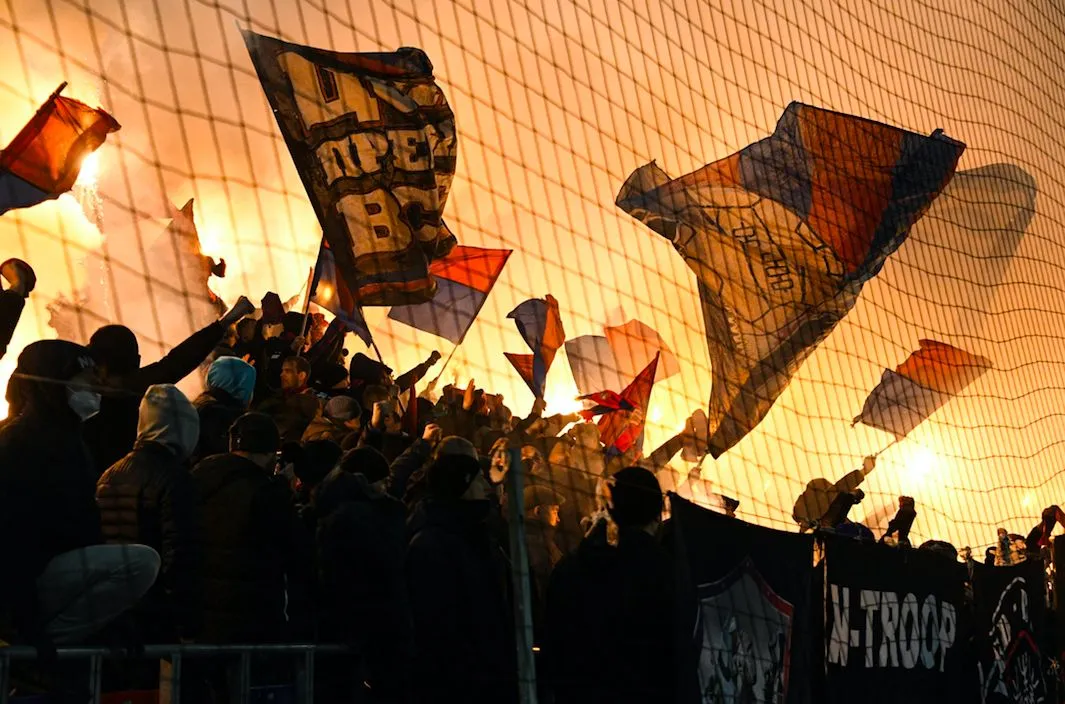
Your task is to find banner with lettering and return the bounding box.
[824,536,967,703]
[973,559,1049,704]
[671,494,817,703]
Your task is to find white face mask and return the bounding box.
[67,387,101,420]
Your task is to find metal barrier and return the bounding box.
[0,643,353,704]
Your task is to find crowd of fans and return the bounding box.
[0,259,684,703]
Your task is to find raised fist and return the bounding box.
[1,258,36,298]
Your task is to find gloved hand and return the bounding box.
[1,258,36,298]
[220,295,255,327]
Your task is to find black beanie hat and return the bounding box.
[229,412,281,454]
[609,466,663,528]
[339,446,390,484]
[296,440,343,487]
[312,362,349,391]
[428,437,481,499]
[89,324,140,374]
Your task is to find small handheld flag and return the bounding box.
[579,352,660,455]
[504,294,565,399]
[854,340,993,439]
[1,84,120,215]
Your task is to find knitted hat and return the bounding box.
[339,446,390,484]
[324,395,362,422]
[428,436,482,499]
[228,412,281,454]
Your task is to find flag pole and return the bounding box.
[428,343,459,388]
[50,82,68,101]
[296,265,314,356]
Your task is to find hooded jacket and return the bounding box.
[0,340,102,644]
[96,384,203,640]
[193,357,255,461]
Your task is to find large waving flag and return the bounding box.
[566,319,679,396]
[854,339,992,439]
[310,238,373,346]
[579,353,660,455]
[242,31,458,306]
[388,244,511,343]
[504,295,565,399]
[886,163,1036,338]
[1,85,120,215]
[617,102,964,458]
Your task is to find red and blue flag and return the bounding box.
[854,339,992,439]
[504,294,565,399]
[310,239,373,347]
[579,352,660,455]
[388,244,511,343]
[1,86,119,215]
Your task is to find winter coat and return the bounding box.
[192,453,314,643]
[257,389,320,445]
[84,321,224,474]
[406,499,517,704]
[0,289,24,360]
[546,527,675,704]
[315,469,411,696]
[96,384,203,640]
[385,437,433,504]
[0,341,103,646]
[192,387,246,463]
[300,412,354,446]
[192,358,254,462]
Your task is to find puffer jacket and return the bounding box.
[97,384,203,640]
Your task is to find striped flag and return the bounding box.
[854,340,993,439]
[504,294,565,399]
[388,244,511,343]
[1,86,120,215]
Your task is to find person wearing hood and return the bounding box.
[301,394,362,446]
[191,412,314,644]
[0,340,160,649]
[96,384,204,642]
[193,356,256,462]
[406,435,517,704]
[84,295,255,475]
[0,258,35,361]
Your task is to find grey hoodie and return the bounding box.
[137,384,200,461]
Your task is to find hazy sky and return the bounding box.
[3,0,1065,549]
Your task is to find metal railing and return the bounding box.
[0,643,353,704]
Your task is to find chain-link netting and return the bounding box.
[4,0,1065,698]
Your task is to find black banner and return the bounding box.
[824,537,967,703]
[973,559,1049,703]
[671,495,816,703]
